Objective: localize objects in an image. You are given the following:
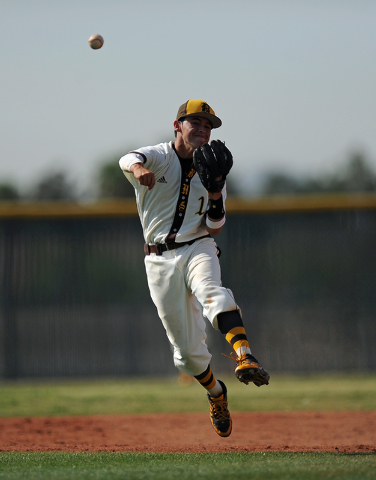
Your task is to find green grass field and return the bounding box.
[0,374,375,479]
[1,373,375,417]
[0,452,375,480]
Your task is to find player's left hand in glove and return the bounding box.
[193,140,233,193]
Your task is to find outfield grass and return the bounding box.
[0,373,375,417]
[0,452,375,480]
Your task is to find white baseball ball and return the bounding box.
[88,34,104,50]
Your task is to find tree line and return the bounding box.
[261,151,376,196]
[0,149,375,201]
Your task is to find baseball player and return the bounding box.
[119,100,270,437]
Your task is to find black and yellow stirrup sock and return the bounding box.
[194,365,224,398]
[217,310,250,355]
[194,365,217,391]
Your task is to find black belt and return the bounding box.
[144,235,210,256]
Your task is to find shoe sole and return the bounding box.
[236,366,270,386]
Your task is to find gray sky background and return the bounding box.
[1,0,376,197]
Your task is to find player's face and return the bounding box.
[180,117,212,149]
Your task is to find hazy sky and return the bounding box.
[1,0,376,196]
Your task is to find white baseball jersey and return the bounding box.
[119,141,238,376]
[119,141,227,245]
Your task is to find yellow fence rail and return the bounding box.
[1,193,376,219]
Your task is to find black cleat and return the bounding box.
[206,380,232,437]
[235,353,270,387]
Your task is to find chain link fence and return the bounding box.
[1,196,375,379]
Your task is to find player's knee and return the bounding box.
[173,345,211,377]
[202,287,239,327]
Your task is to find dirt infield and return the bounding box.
[1,411,375,453]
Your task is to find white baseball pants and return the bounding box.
[144,236,240,376]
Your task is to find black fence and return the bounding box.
[1,196,375,379]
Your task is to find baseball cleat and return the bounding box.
[207,380,232,437]
[235,353,270,387]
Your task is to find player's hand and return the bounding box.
[130,164,155,190]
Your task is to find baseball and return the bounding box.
[88,34,104,50]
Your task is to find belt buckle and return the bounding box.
[156,244,164,255]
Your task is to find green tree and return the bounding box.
[98,158,135,199]
[33,172,77,201]
[0,183,19,200]
[261,173,301,196]
[328,151,376,193]
[260,150,376,196]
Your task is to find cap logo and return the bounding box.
[201,102,211,113]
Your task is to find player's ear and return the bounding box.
[173,120,182,135]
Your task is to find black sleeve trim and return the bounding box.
[128,151,147,164]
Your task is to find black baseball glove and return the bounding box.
[193,140,233,193]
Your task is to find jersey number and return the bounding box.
[195,196,206,216]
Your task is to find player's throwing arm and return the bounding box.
[130,163,155,191]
